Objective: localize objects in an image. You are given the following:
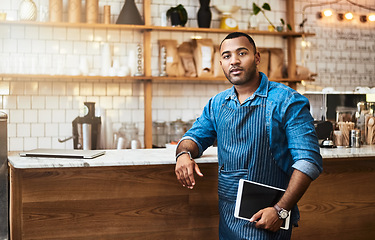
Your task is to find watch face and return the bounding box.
[279,210,289,219]
[225,17,237,28]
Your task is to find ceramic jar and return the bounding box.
[19,0,37,21]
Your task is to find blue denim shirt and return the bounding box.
[181,72,323,180]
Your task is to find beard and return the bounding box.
[224,60,258,86]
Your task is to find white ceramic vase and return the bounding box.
[19,0,37,21]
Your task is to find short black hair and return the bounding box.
[220,32,257,53]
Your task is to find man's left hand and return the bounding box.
[249,207,284,232]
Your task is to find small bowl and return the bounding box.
[213,5,241,14]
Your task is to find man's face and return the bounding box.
[220,36,260,86]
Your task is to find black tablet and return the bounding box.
[234,179,290,230]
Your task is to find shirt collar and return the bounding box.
[224,72,269,101]
[255,72,269,97]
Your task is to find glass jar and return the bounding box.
[185,119,195,131]
[169,119,186,143]
[248,14,259,30]
[119,123,141,149]
[152,121,167,148]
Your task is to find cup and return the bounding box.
[130,139,141,149]
[333,130,343,147]
[117,137,125,149]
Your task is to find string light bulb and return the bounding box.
[323,9,333,17]
[317,9,334,19]
[304,1,375,28]
[301,39,311,48]
[344,12,354,20]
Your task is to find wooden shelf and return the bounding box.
[1,74,315,83]
[150,76,227,82]
[0,20,150,31]
[0,74,146,81]
[150,76,315,83]
[148,25,315,37]
[0,20,315,37]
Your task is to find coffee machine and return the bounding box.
[72,102,101,150]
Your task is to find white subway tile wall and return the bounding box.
[1,0,374,151]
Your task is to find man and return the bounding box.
[174,32,322,239]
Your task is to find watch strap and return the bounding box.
[175,151,192,162]
[273,204,289,219]
[273,204,282,212]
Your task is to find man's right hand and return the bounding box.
[175,155,203,189]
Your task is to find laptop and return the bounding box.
[234,179,290,230]
[20,149,106,159]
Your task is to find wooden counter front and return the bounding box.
[9,152,375,239]
[10,163,219,239]
[293,157,375,240]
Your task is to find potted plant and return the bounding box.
[277,18,292,32]
[166,4,188,27]
[252,3,293,32]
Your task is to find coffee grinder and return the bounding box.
[72,102,101,150]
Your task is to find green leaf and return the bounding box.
[166,7,174,18]
[253,3,261,15]
[175,4,188,26]
[287,23,292,31]
[262,3,271,11]
[166,4,188,26]
[280,18,285,25]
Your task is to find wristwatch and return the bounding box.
[274,204,289,220]
[175,151,192,162]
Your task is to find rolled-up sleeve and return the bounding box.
[292,159,322,180]
[283,92,323,179]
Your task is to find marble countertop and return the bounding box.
[8,145,375,169]
[8,147,219,169]
[320,145,375,159]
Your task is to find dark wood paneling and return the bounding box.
[10,167,23,240]
[293,158,375,240]
[11,163,219,240]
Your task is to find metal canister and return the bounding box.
[350,129,361,148]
